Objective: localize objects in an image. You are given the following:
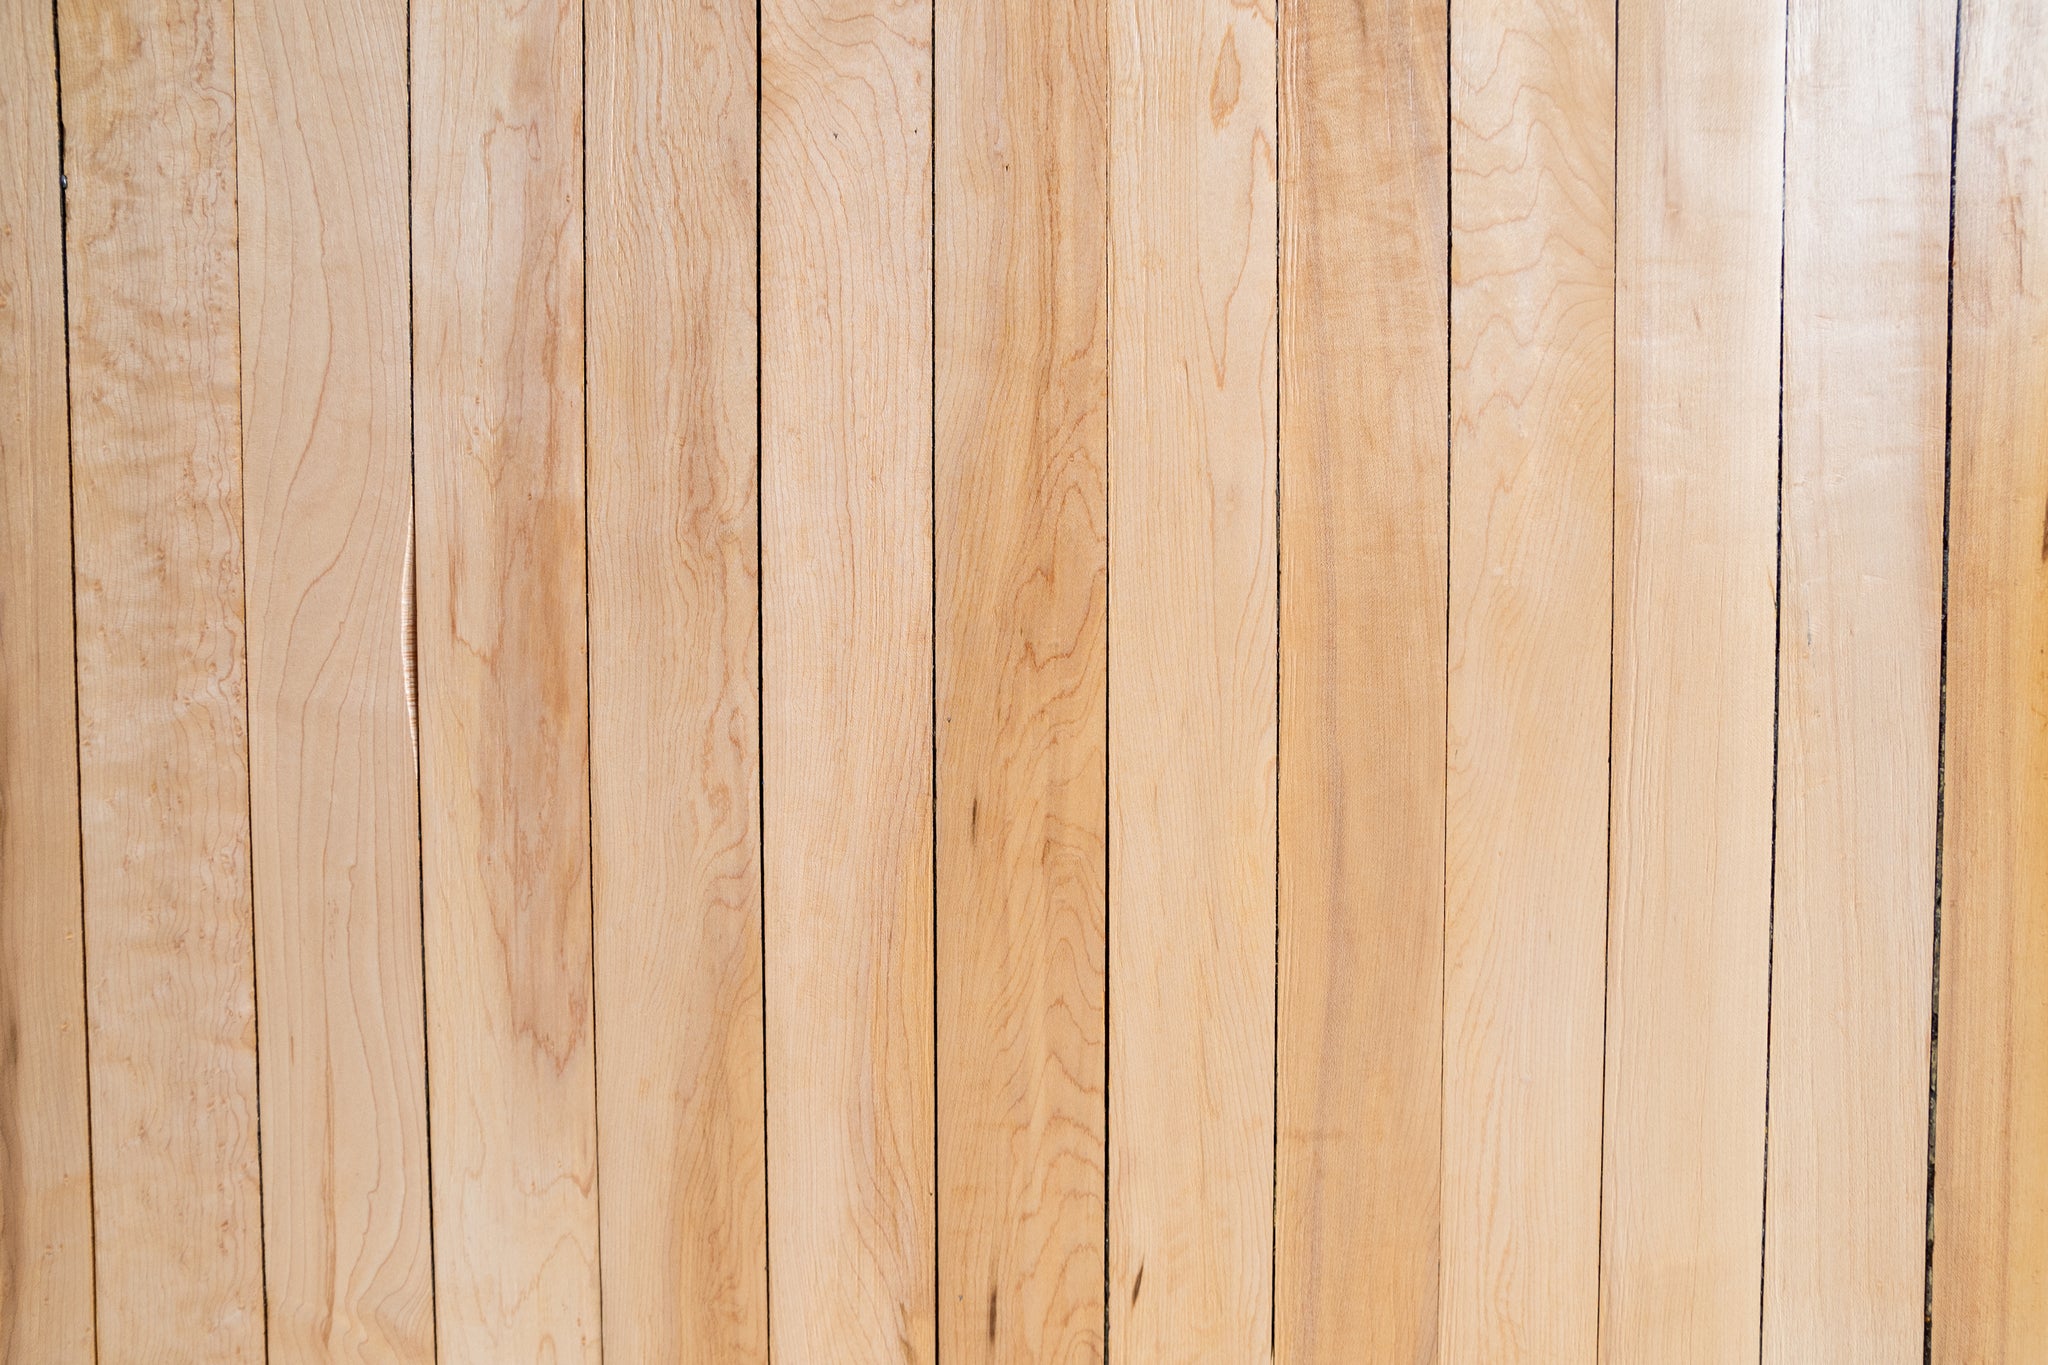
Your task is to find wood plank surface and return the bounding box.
[57,2,264,1357]
[1599,0,1781,1356]
[759,0,935,1355]
[1274,0,1446,1358]
[587,0,767,1357]
[234,0,434,1354]
[1763,0,1953,1358]
[411,0,600,1355]
[0,0,94,1356]
[1931,0,2048,1356]
[1443,0,1614,1357]
[933,0,1108,1352]
[1106,0,1277,1354]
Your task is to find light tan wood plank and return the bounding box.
[235,0,434,1354]
[1107,0,1277,1354]
[934,0,1108,1354]
[1764,0,1952,1358]
[411,0,599,1356]
[1443,0,1613,1356]
[0,0,94,1356]
[57,0,262,1356]
[1931,0,2048,1356]
[759,0,935,1355]
[1599,0,1781,1356]
[1275,0,1446,1357]
[587,0,767,1357]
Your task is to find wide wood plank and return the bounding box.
[411,0,599,1355]
[1763,0,1952,1358]
[1275,0,1446,1358]
[0,0,94,1356]
[759,0,935,1355]
[234,0,434,1354]
[1931,0,2048,1356]
[587,0,767,1357]
[1443,0,1614,1356]
[1600,0,1781,1356]
[57,2,263,1357]
[933,0,1108,1352]
[1106,0,1277,1354]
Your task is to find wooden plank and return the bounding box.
[759,0,935,1354]
[411,0,599,1355]
[1763,0,1952,1358]
[1106,0,1277,1353]
[1443,0,1613,1357]
[1274,0,1445,1357]
[1930,0,2048,1356]
[933,0,1107,1351]
[57,2,263,1357]
[1600,0,1781,1356]
[234,0,434,1354]
[0,0,94,1356]
[586,0,768,1357]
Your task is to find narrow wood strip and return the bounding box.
[1106,0,1278,1354]
[759,0,936,1354]
[1931,0,2048,1356]
[1600,0,1782,1355]
[1764,0,1953,1357]
[1275,0,1447,1357]
[56,0,263,1356]
[933,0,1108,1352]
[588,0,768,1356]
[1443,0,1614,1356]
[0,0,94,1356]
[411,0,600,1354]
[235,0,434,1353]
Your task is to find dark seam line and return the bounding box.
[929,0,941,1351]
[403,0,440,1350]
[1101,33,1114,1362]
[580,0,607,1352]
[1439,0,1452,1351]
[756,0,773,1357]
[1757,0,1789,1353]
[47,3,100,1356]
[1270,9,1283,1359]
[1593,0,1619,1353]
[1925,2,1965,1358]
[225,11,274,1353]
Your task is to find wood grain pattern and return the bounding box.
[587,0,768,1357]
[1600,0,1781,1356]
[411,0,600,1356]
[234,0,434,1355]
[1764,1,1952,1359]
[1443,0,1613,1357]
[934,0,1108,1353]
[57,2,264,1358]
[1275,0,1445,1358]
[0,0,94,1356]
[1931,0,2048,1356]
[759,0,935,1355]
[1107,0,1277,1354]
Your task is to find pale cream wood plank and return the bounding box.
[1275,0,1446,1357]
[411,0,600,1356]
[933,0,1108,1353]
[759,0,935,1355]
[1764,0,1952,1358]
[1106,0,1277,1355]
[587,0,768,1357]
[1930,0,2048,1357]
[1599,0,1782,1356]
[1443,0,1614,1357]
[56,0,262,1356]
[234,0,433,1355]
[0,0,94,1356]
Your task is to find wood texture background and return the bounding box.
[2,0,2041,1360]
